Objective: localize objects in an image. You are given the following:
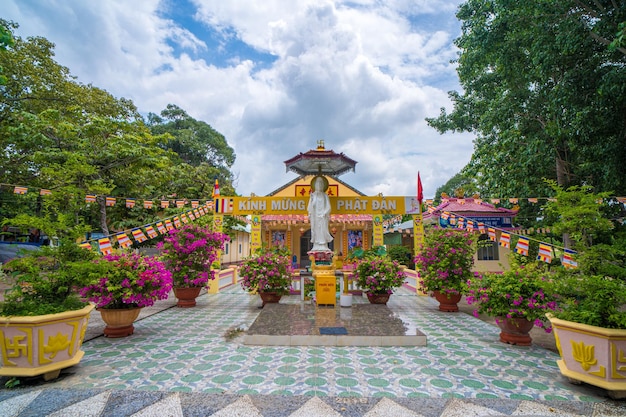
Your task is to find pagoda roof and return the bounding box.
[266,175,365,197]
[432,198,517,218]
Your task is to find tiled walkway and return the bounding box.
[2,287,626,416]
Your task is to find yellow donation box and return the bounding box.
[314,269,336,306]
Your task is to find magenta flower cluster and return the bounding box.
[414,228,475,294]
[79,253,173,309]
[355,257,406,295]
[466,263,559,333]
[240,250,292,295]
[158,224,229,288]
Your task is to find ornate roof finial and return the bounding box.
[316,139,325,150]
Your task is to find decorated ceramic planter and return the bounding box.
[0,304,95,381]
[548,315,626,399]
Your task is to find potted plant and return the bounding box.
[354,256,406,304]
[414,228,476,311]
[158,224,229,307]
[79,252,172,337]
[239,249,292,306]
[541,181,626,398]
[0,239,98,381]
[466,260,559,345]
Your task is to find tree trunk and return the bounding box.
[98,196,109,236]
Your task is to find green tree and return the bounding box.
[427,1,626,198]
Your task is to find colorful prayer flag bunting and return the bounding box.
[441,212,450,220]
[131,228,147,243]
[499,232,511,248]
[13,186,27,194]
[466,220,474,232]
[187,211,195,220]
[105,197,116,207]
[86,194,96,203]
[40,189,51,196]
[449,214,456,225]
[180,214,189,224]
[491,198,500,204]
[213,178,220,198]
[514,236,529,256]
[145,225,158,238]
[176,200,185,208]
[98,237,112,255]
[193,209,200,218]
[161,200,170,208]
[457,217,465,229]
[156,222,167,234]
[215,197,234,214]
[79,242,92,250]
[126,199,135,208]
[538,243,552,263]
[488,228,496,241]
[173,217,182,228]
[116,233,132,248]
[191,200,199,208]
[562,248,578,269]
[144,200,153,209]
[478,222,486,234]
[528,198,538,204]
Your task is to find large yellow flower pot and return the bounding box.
[548,315,626,399]
[0,304,95,381]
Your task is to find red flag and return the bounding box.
[417,172,423,204]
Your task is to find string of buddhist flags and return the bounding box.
[0,182,216,211]
[444,210,578,269]
[82,203,213,255]
[6,181,626,210]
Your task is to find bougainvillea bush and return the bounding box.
[158,224,229,288]
[414,228,475,295]
[239,250,292,295]
[79,253,173,309]
[355,256,406,294]
[466,261,559,332]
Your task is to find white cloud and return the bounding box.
[4,0,473,199]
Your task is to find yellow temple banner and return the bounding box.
[372,214,384,247]
[224,196,413,215]
[250,215,262,252]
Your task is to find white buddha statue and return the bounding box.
[307,176,333,252]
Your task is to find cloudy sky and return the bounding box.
[4,0,475,199]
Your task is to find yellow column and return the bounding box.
[372,215,384,247]
[413,212,427,296]
[208,214,224,294]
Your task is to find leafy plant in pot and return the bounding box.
[239,248,292,306]
[354,256,406,304]
[158,224,229,307]
[542,180,626,398]
[0,239,99,381]
[466,259,558,346]
[414,228,476,311]
[79,252,173,337]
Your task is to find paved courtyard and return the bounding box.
[1,287,626,416]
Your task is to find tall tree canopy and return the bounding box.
[427,0,626,199]
[147,104,237,198]
[0,21,235,237]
